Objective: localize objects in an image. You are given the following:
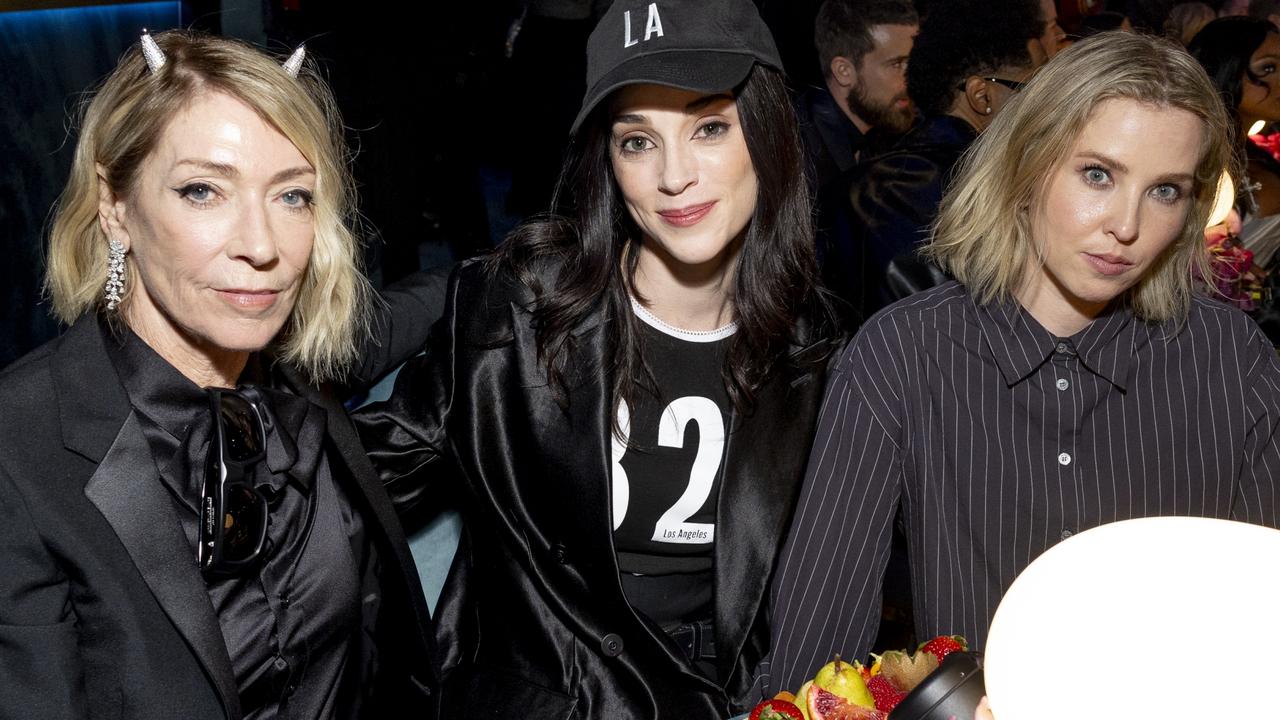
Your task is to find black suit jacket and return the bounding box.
[358,259,839,719]
[0,270,448,720]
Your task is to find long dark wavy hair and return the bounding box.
[1188,17,1278,159]
[489,64,831,417]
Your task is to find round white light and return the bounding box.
[984,517,1280,719]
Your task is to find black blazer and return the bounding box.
[0,272,448,720]
[359,259,839,719]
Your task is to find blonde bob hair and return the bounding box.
[46,30,370,383]
[927,31,1235,324]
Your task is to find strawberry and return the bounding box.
[748,698,806,720]
[918,634,967,663]
[866,675,906,713]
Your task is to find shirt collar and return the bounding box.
[101,318,325,495]
[103,317,207,444]
[974,294,1136,391]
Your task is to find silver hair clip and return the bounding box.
[282,44,306,78]
[140,29,166,73]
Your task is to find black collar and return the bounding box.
[973,293,1137,391]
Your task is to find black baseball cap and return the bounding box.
[570,0,784,134]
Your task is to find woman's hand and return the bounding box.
[974,695,994,720]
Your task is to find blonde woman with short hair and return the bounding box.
[768,31,1280,695]
[0,30,439,718]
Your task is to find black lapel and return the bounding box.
[82,413,243,719]
[276,364,438,683]
[713,342,832,683]
[508,302,622,580]
[511,302,725,686]
[56,317,242,719]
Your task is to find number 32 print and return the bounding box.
[609,396,725,544]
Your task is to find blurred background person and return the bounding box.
[0,30,437,719]
[1037,0,1070,57]
[796,0,918,196]
[1190,15,1280,342]
[1250,0,1280,27]
[1165,2,1218,43]
[823,0,1046,321]
[1078,9,1135,35]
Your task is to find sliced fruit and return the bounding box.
[774,691,798,703]
[795,680,814,720]
[749,698,806,720]
[807,686,887,720]
[811,655,876,708]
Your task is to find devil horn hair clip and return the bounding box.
[282,44,306,78]
[140,29,166,73]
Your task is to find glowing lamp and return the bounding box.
[983,517,1280,719]
[1205,172,1235,229]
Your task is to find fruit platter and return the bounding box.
[747,635,968,720]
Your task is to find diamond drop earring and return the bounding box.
[105,238,126,311]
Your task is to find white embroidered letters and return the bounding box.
[623,3,665,48]
[644,3,664,41]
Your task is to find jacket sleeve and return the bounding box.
[763,315,909,694]
[343,264,455,394]
[0,467,87,719]
[353,265,465,516]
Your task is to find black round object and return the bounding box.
[888,651,985,720]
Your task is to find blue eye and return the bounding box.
[1150,184,1182,204]
[281,189,313,208]
[1083,167,1110,185]
[177,183,214,203]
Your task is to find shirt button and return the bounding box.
[600,633,624,657]
[1061,528,1074,540]
[1058,452,1072,466]
[273,657,289,672]
[1055,342,1070,354]
[1056,378,1069,391]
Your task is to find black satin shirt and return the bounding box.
[103,321,378,720]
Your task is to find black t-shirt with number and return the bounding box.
[612,303,735,626]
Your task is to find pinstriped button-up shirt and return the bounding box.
[764,282,1280,694]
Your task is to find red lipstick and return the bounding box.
[658,201,717,227]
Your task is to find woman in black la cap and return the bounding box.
[356,0,839,716]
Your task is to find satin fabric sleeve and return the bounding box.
[0,465,86,719]
[353,266,463,516]
[763,314,908,695]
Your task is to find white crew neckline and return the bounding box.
[629,296,738,343]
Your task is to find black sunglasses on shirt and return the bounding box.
[198,387,269,576]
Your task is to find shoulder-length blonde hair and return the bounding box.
[926,31,1235,324]
[46,30,370,383]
